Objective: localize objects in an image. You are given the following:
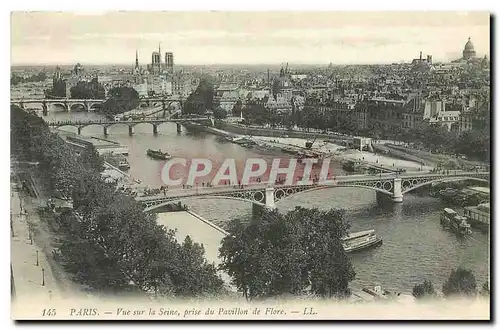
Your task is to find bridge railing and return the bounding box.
[133,170,489,200]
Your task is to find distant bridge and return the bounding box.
[10,96,184,115]
[47,116,213,135]
[137,171,490,211]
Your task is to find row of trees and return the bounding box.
[412,268,489,299]
[218,207,356,300]
[11,71,47,86]
[11,105,225,297]
[239,101,490,162]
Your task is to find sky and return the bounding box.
[10,11,491,65]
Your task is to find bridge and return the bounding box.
[10,96,184,115]
[136,171,490,212]
[47,116,213,135]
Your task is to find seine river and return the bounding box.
[45,108,490,294]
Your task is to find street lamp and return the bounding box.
[10,211,14,238]
[36,250,39,266]
[41,268,45,286]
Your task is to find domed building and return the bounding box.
[481,55,490,70]
[462,37,477,60]
[451,37,485,67]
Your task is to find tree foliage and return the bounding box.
[11,71,47,86]
[70,79,105,99]
[100,87,140,117]
[242,101,269,125]
[11,105,224,298]
[183,77,215,115]
[218,207,355,300]
[412,280,436,299]
[480,281,490,296]
[213,106,227,120]
[442,267,477,297]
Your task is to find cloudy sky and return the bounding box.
[11,11,490,65]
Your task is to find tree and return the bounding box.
[183,77,215,115]
[100,87,140,118]
[442,267,477,297]
[412,280,436,299]
[242,101,268,125]
[480,281,489,296]
[11,106,225,298]
[213,106,227,120]
[70,79,105,100]
[301,208,355,298]
[232,100,243,117]
[219,207,355,300]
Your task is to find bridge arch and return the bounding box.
[104,122,137,129]
[402,176,489,194]
[49,102,69,111]
[274,183,393,204]
[20,101,45,109]
[53,124,79,130]
[69,102,86,111]
[142,195,266,213]
[87,102,101,110]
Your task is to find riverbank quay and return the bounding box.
[185,123,427,173]
[54,129,129,156]
[183,121,238,138]
[10,188,63,304]
[216,121,352,141]
[10,164,97,305]
[379,143,487,170]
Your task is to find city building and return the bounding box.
[147,44,163,75]
[214,83,240,115]
[462,37,477,60]
[165,52,174,74]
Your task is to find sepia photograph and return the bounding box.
[9,11,491,320]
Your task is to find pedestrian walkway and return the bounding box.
[10,189,62,304]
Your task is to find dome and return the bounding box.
[464,37,474,51]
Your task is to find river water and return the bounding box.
[45,107,490,294]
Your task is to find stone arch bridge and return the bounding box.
[47,116,213,135]
[11,96,183,115]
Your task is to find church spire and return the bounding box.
[158,43,162,64]
[135,49,139,68]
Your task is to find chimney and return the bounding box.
[419,51,422,60]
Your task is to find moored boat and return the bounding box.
[117,159,130,171]
[440,208,472,235]
[463,203,490,232]
[342,229,383,253]
[146,149,171,160]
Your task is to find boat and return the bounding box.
[463,203,490,232]
[440,208,472,235]
[342,229,383,253]
[117,159,130,171]
[102,153,130,171]
[342,160,366,173]
[146,149,172,160]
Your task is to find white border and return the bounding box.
[3,1,498,329]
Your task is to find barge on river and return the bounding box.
[342,229,383,253]
[463,203,490,232]
[146,149,172,160]
[440,208,472,235]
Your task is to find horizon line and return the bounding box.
[10,60,444,67]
